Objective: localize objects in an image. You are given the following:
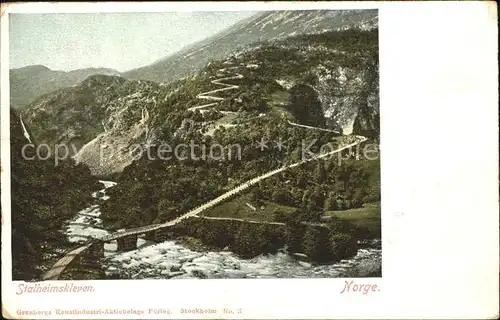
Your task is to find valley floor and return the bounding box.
[201,195,381,239]
[57,181,381,279]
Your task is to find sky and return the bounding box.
[9,12,257,72]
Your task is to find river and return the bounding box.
[63,181,381,279]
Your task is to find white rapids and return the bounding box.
[104,239,381,279]
[63,181,381,279]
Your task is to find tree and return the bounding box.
[296,173,307,189]
[231,223,266,258]
[302,226,332,263]
[326,192,338,211]
[272,188,288,205]
[352,188,366,208]
[250,187,265,207]
[285,221,306,253]
[301,190,311,208]
[314,162,328,184]
[329,233,357,261]
[200,221,231,248]
[308,186,325,212]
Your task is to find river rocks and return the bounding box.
[170,264,181,272]
[191,269,208,279]
[102,237,382,279]
[182,265,208,278]
[258,269,278,276]
[158,247,170,255]
[157,262,172,270]
[166,271,185,278]
[231,262,241,270]
[291,252,308,261]
[178,253,201,263]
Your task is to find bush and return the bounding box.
[329,233,358,261]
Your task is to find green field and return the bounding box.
[201,193,295,222]
[202,195,381,239]
[327,203,381,239]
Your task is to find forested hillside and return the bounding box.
[9,10,381,279]
[10,108,101,280]
[98,28,380,262]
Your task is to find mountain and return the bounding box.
[22,26,378,177]
[14,13,380,268]
[23,26,378,173]
[123,10,377,83]
[98,27,380,253]
[21,75,170,165]
[10,65,121,108]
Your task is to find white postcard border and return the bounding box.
[1,2,498,319]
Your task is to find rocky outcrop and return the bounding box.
[21,75,165,175]
[314,63,379,136]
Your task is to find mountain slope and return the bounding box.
[10,108,101,280]
[123,10,377,83]
[22,27,378,176]
[10,65,121,108]
[21,73,184,175]
[99,28,380,255]
[21,74,161,152]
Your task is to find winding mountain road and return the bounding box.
[43,65,367,280]
[187,74,243,112]
[287,120,341,135]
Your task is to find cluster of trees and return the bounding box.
[171,218,286,259]
[287,224,357,263]
[168,211,358,264]
[10,109,101,280]
[251,156,380,213]
[101,108,354,229]
[279,209,359,262]
[100,161,230,229]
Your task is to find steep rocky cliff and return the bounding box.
[315,62,379,136]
